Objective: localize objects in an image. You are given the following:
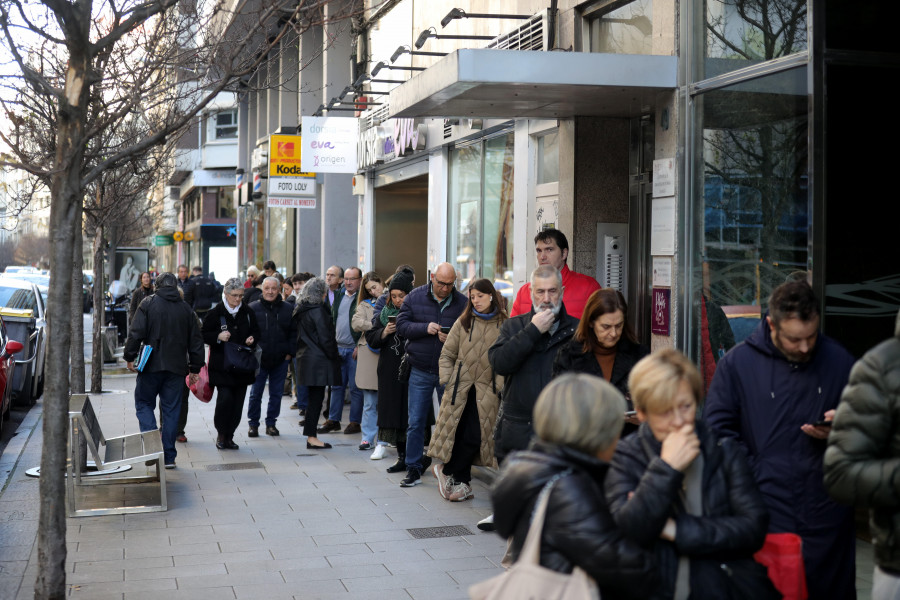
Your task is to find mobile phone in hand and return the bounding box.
[440,326,451,334]
[812,419,833,427]
[388,316,397,324]
[625,411,637,417]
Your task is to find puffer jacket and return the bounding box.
[249,296,297,369]
[428,312,506,467]
[825,308,900,572]
[352,299,378,390]
[395,283,467,374]
[123,286,204,375]
[552,336,649,401]
[492,441,658,600]
[605,420,770,600]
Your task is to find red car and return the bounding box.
[0,315,24,430]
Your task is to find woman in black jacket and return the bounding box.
[128,272,154,325]
[491,373,658,600]
[553,288,648,432]
[605,349,775,600]
[201,277,261,450]
[294,276,341,449]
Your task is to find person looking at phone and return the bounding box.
[395,262,467,488]
[704,280,857,599]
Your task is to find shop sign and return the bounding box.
[358,118,428,169]
[267,176,316,197]
[300,116,358,173]
[154,234,174,246]
[269,134,314,178]
[267,196,316,209]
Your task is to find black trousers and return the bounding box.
[442,388,481,484]
[214,385,247,440]
[177,383,190,435]
[304,386,326,437]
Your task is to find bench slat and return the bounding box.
[125,432,143,458]
[143,431,163,455]
[104,438,125,463]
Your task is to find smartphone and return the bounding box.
[624,411,637,417]
[441,326,451,334]
[387,316,397,324]
[812,420,833,428]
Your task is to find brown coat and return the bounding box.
[352,300,379,390]
[428,312,505,467]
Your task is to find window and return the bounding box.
[217,187,236,219]
[537,131,559,184]
[209,109,238,141]
[583,0,654,55]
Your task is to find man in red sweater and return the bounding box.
[510,229,601,319]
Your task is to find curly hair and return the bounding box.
[298,277,327,305]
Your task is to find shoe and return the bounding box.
[433,464,453,500]
[224,439,239,450]
[386,456,406,473]
[215,437,226,450]
[165,462,176,469]
[449,481,474,502]
[290,402,298,410]
[299,409,306,416]
[343,422,361,435]
[359,441,372,451]
[400,468,422,487]
[317,420,340,434]
[248,426,259,438]
[477,514,495,532]
[421,456,432,472]
[370,445,387,460]
[299,420,306,427]
[307,441,332,449]
[176,435,187,443]
[265,426,280,436]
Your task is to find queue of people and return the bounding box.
[123,230,879,600]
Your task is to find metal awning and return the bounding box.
[389,49,677,119]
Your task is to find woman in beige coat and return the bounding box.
[352,272,384,454]
[428,278,507,502]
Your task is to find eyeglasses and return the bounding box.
[433,279,455,289]
[227,293,243,298]
[345,276,361,281]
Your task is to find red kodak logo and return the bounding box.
[277,142,294,157]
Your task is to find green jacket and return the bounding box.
[825,309,900,572]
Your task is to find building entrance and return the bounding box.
[373,174,428,281]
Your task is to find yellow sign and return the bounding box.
[184,231,195,241]
[269,134,314,178]
[173,232,184,241]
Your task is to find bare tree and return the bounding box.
[0,0,357,596]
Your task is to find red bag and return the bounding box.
[754,533,808,600]
[186,364,213,403]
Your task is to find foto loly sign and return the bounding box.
[269,134,314,178]
[300,116,359,173]
[267,177,316,197]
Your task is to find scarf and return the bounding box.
[473,307,498,320]
[222,294,240,316]
[380,301,400,326]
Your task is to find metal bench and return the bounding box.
[67,394,167,516]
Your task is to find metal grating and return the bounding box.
[205,462,265,471]
[363,102,391,128]
[407,525,474,539]
[486,9,550,52]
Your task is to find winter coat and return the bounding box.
[825,309,900,573]
[123,286,204,376]
[704,315,857,599]
[249,296,297,370]
[510,264,601,320]
[493,441,658,600]
[366,317,408,431]
[128,285,154,324]
[488,304,578,462]
[552,337,649,403]
[395,284,468,375]
[428,312,506,467]
[176,276,194,306]
[605,420,770,600]
[294,301,341,387]
[190,274,219,312]
[243,286,262,306]
[352,299,379,390]
[201,302,261,387]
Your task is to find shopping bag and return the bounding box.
[754,532,808,600]
[186,364,213,403]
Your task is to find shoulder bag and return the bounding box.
[220,315,260,375]
[468,471,600,600]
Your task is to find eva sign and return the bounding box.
[301,116,358,173]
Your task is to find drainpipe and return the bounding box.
[548,0,558,50]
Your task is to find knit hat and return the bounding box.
[155,272,177,290]
[389,270,413,293]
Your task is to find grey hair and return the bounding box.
[223,277,243,294]
[263,276,280,287]
[299,277,327,304]
[531,264,562,289]
[533,373,626,456]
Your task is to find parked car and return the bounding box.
[0,315,25,430]
[0,277,47,405]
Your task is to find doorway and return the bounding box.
[373,174,428,281]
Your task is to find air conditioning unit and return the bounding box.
[251,147,268,172]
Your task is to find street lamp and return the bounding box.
[414,27,494,50]
[440,8,531,28]
[390,45,446,62]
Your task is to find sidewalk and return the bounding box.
[0,372,505,600]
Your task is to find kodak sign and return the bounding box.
[268,134,315,178]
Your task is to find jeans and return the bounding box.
[247,359,289,427]
[406,367,443,471]
[329,347,363,423]
[361,389,381,445]
[134,370,184,464]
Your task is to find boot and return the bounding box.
[216,435,226,450]
[386,453,406,473]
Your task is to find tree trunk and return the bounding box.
[70,213,85,394]
[91,227,104,394]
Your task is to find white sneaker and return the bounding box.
[370,444,387,460]
[477,514,495,531]
[448,481,473,502]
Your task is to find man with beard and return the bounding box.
[488,264,579,464]
[705,280,857,599]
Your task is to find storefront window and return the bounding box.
[537,132,559,184]
[449,132,514,294]
[701,0,807,79]
[267,206,295,275]
[691,67,808,364]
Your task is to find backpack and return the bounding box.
[193,276,216,311]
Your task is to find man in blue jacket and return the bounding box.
[395,262,467,487]
[705,280,857,599]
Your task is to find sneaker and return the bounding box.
[448,481,474,502]
[289,402,298,410]
[164,462,176,470]
[317,420,340,434]
[400,468,422,487]
[265,426,280,436]
[176,435,187,443]
[432,464,453,500]
[343,422,361,435]
[358,441,372,451]
[370,445,387,460]
[248,426,259,438]
[477,514,495,532]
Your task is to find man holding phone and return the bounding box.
[395,262,467,488]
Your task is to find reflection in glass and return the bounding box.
[537,132,559,184]
[483,135,515,282]
[589,0,653,55]
[449,143,482,282]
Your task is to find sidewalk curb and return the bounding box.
[0,401,43,493]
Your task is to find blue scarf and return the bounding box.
[473,307,498,320]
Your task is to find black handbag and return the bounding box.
[398,352,411,382]
[220,315,259,375]
[719,558,781,600]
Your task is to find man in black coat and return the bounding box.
[488,265,578,464]
[124,272,204,469]
[247,276,298,437]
